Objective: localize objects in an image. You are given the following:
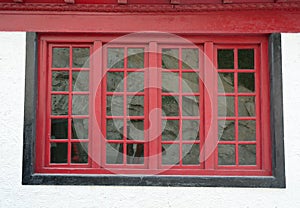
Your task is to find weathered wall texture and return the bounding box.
[0,32,299,208]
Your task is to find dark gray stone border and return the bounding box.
[22,33,285,188]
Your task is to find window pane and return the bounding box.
[107,72,124,92]
[52,71,69,91]
[72,71,89,91]
[182,96,199,117]
[50,143,68,163]
[218,144,235,165]
[162,72,179,92]
[106,96,124,116]
[218,96,234,117]
[238,120,256,141]
[182,120,199,141]
[162,144,179,165]
[162,96,179,116]
[127,143,144,164]
[127,72,144,92]
[52,95,68,115]
[106,143,123,164]
[129,120,144,141]
[72,119,88,139]
[72,48,90,68]
[182,144,200,165]
[239,145,256,165]
[127,96,144,116]
[218,72,234,93]
[127,48,144,69]
[238,73,255,92]
[218,120,235,141]
[71,142,88,163]
[238,96,255,117]
[218,49,234,69]
[51,119,68,139]
[106,119,123,140]
[238,49,254,69]
[52,48,69,68]
[162,120,179,141]
[162,48,179,69]
[182,48,199,69]
[182,72,199,93]
[107,48,124,68]
[72,95,89,115]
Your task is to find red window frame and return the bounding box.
[35,34,272,176]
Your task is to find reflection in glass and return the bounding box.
[218,72,234,93]
[106,96,123,116]
[238,96,255,117]
[72,48,90,68]
[72,95,89,115]
[107,48,124,68]
[182,72,199,93]
[238,120,256,141]
[239,145,256,165]
[51,119,68,139]
[162,144,179,165]
[182,48,199,69]
[107,72,124,92]
[218,120,235,141]
[238,49,254,69]
[127,72,144,92]
[127,96,144,116]
[52,95,68,115]
[72,119,88,139]
[218,144,235,165]
[72,71,89,91]
[218,96,234,117]
[129,120,144,141]
[162,120,179,141]
[238,73,255,92]
[162,96,179,116]
[127,143,144,164]
[182,120,199,140]
[52,48,69,68]
[182,96,199,117]
[106,143,123,164]
[162,48,179,69]
[162,72,179,92]
[50,143,68,163]
[71,142,88,163]
[218,49,234,69]
[106,119,123,140]
[52,71,69,91]
[182,144,200,165]
[127,48,144,69]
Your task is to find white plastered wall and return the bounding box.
[0,32,299,208]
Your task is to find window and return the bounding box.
[23,33,285,187]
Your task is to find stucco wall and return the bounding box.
[0,32,299,208]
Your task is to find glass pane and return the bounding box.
[238,120,256,141]
[218,120,235,141]
[182,96,199,117]
[182,48,199,69]
[106,96,123,116]
[107,48,124,68]
[72,119,88,139]
[106,119,123,140]
[51,119,68,139]
[238,49,254,69]
[52,95,68,115]
[72,95,89,115]
[162,96,179,116]
[128,120,144,141]
[71,142,88,163]
[182,144,200,165]
[218,49,234,69]
[50,143,68,163]
[182,120,199,141]
[127,48,144,69]
[127,96,144,116]
[106,143,123,164]
[162,120,179,141]
[127,72,144,92]
[239,145,256,165]
[127,143,144,164]
[238,96,255,117]
[52,48,69,68]
[218,72,234,93]
[218,144,235,165]
[72,71,89,91]
[162,72,179,92]
[162,48,179,69]
[238,73,255,92]
[52,71,69,91]
[218,96,234,117]
[162,144,179,165]
[107,72,124,92]
[182,72,199,93]
[72,48,90,68]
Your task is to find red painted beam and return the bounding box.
[170,0,180,4]
[13,0,23,2]
[118,0,127,4]
[64,0,75,3]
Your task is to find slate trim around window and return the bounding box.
[22,32,285,188]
